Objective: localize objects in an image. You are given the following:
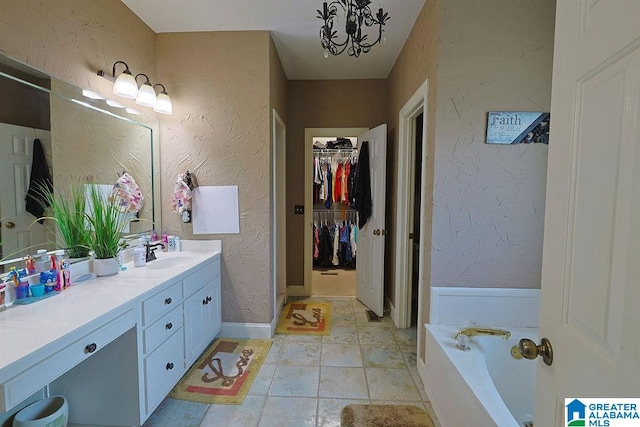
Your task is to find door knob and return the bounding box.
[373,229,380,236]
[5,222,15,229]
[519,337,553,366]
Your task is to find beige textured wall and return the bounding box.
[286,79,387,285]
[432,0,555,289]
[0,0,156,98]
[157,31,273,324]
[385,0,440,308]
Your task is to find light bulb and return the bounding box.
[135,83,157,108]
[112,70,138,99]
[153,92,173,115]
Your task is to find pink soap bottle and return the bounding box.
[161,230,169,252]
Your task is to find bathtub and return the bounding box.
[424,324,538,427]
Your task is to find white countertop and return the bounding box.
[0,242,221,380]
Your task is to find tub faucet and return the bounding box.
[454,327,511,351]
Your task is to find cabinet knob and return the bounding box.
[165,322,173,330]
[166,362,174,370]
[202,298,208,305]
[85,343,98,354]
[207,296,212,302]
[165,297,172,305]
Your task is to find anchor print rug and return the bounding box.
[275,302,332,336]
[169,338,272,405]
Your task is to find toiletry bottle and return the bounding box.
[162,231,169,252]
[150,229,158,241]
[168,235,176,252]
[174,236,181,252]
[35,249,49,273]
[25,255,35,275]
[60,254,71,289]
[133,242,146,267]
[53,250,65,291]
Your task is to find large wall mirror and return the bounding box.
[0,54,161,266]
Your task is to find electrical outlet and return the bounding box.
[294,205,304,215]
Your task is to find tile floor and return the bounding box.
[144,297,440,427]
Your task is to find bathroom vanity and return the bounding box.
[0,241,221,426]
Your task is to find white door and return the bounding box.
[0,124,49,265]
[356,124,387,317]
[536,1,640,425]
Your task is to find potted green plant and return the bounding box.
[85,185,129,276]
[35,183,92,259]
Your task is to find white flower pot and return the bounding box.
[93,257,119,277]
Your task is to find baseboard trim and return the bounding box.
[220,322,273,339]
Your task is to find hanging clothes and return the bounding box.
[25,139,52,222]
[354,141,372,228]
[332,224,340,266]
[333,160,343,204]
[343,160,351,204]
[324,163,333,209]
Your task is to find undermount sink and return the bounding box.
[145,255,191,270]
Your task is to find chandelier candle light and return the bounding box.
[318,0,390,58]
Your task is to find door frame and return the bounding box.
[393,79,429,329]
[292,127,369,297]
[272,109,287,322]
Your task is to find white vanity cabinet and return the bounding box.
[183,255,222,366]
[0,244,222,427]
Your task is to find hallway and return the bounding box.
[144,297,439,426]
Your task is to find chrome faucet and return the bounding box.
[145,242,165,262]
[454,326,511,351]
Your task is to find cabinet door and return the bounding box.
[183,284,210,365]
[206,277,222,342]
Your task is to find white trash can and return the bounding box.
[12,395,68,427]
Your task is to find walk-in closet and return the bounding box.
[312,136,359,296]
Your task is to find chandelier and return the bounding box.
[318,0,390,58]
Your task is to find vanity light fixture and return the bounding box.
[153,84,173,115]
[134,74,157,108]
[98,61,138,99]
[98,60,173,115]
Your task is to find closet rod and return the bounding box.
[313,148,357,153]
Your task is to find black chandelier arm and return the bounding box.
[318,0,389,58]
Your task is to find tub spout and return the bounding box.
[454,327,511,341]
[454,327,511,351]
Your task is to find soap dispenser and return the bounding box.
[133,241,146,267]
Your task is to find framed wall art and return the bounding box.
[486,111,550,145]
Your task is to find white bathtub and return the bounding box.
[424,324,538,427]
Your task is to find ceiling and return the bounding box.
[121,0,426,80]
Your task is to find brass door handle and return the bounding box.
[519,337,553,366]
[373,229,380,236]
[5,221,15,229]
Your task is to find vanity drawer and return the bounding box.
[183,259,220,298]
[143,306,183,355]
[144,328,185,414]
[142,280,182,325]
[1,309,135,410]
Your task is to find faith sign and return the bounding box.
[486,111,550,145]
